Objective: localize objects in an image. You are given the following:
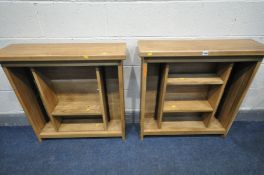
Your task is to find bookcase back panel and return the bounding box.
[169,62,217,74]
[166,85,209,101]
[104,66,121,120]
[163,112,203,121]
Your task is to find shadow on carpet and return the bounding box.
[0,122,264,175]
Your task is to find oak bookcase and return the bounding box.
[138,39,264,139]
[0,43,126,141]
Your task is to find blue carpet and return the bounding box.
[0,122,264,175]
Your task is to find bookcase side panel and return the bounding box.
[3,67,47,141]
[218,61,262,135]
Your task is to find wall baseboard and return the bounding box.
[0,110,263,126]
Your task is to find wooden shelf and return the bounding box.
[167,74,223,85]
[163,100,213,113]
[40,119,122,138]
[144,118,225,135]
[51,95,102,116]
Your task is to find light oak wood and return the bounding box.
[0,43,126,141]
[203,63,233,126]
[3,67,46,141]
[138,39,264,57]
[40,119,122,138]
[169,62,217,74]
[167,74,223,85]
[156,64,169,128]
[51,96,102,116]
[218,62,262,135]
[144,118,225,135]
[31,67,106,130]
[140,59,148,140]
[145,64,160,117]
[0,43,126,140]
[96,67,109,130]
[164,100,213,113]
[118,62,126,140]
[31,68,61,130]
[0,43,126,61]
[139,39,264,139]
[165,85,208,101]
[104,66,121,120]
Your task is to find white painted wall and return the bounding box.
[0,0,264,115]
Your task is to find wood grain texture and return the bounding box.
[139,40,263,138]
[118,62,126,140]
[218,62,262,135]
[203,63,233,127]
[156,64,169,128]
[138,39,264,57]
[3,67,46,141]
[145,64,160,117]
[31,68,61,130]
[0,43,126,61]
[96,67,109,130]
[163,100,213,113]
[144,118,225,135]
[169,62,217,73]
[165,85,208,101]
[0,43,126,140]
[140,59,148,140]
[167,74,223,85]
[104,66,120,120]
[51,96,101,116]
[40,119,122,138]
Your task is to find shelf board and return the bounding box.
[167,74,223,85]
[143,118,225,135]
[40,119,122,138]
[52,95,102,116]
[163,100,213,113]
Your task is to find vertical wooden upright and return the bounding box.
[140,59,148,140]
[118,61,126,140]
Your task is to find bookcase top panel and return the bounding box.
[138,39,264,57]
[0,43,126,62]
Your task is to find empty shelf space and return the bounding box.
[167,74,223,85]
[51,95,102,116]
[163,100,213,113]
[143,118,225,135]
[40,119,122,138]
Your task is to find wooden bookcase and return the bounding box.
[138,39,264,139]
[0,43,126,141]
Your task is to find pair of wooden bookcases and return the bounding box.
[0,40,263,141]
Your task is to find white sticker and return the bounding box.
[202,50,209,56]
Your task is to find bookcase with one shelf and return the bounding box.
[0,43,126,141]
[138,40,264,139]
